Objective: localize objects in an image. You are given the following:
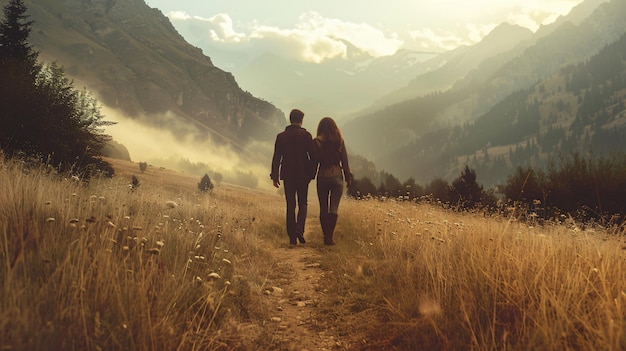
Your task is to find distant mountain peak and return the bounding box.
[481,23,533,46]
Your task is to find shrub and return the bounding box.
[450,165,484,209]
[198,173,214,192]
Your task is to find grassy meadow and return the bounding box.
[1,156,625,350]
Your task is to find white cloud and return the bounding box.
[505,7,562,31]
[206,13,246,43]
[408,28,473,52]
[167,11,403,63]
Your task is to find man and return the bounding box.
[271,109,316,246]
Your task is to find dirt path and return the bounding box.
[260,222,351,351]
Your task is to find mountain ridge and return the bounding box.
[342,0,625,165]
[10,0,286,160]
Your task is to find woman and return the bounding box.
[314,117,352,245]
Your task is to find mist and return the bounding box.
[102,106,276,191]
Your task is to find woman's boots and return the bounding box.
[321,213,338,245]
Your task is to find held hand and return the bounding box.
[273,180,280,188]
[346,173,354,188]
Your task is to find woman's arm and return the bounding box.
[340,139,353,186]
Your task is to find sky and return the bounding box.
[145,0,585,62]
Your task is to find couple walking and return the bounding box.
[270,109,352,246]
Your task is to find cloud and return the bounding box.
[206,13,247,43]
[505,7,563,31]
[407,28,473,52]
[166,11,403,63]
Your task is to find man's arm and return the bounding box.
[270,138,282,188]
[308,136,320,180]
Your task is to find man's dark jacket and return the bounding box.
[271,125,316,182]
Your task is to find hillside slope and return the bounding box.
[343,0,626,173]
[12,0,285,152]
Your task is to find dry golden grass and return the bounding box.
[322,199,626,350]
[1,156,625,350]
[0,157,286,350]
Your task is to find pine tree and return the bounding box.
[0,0,38,70]
[0,0,40,150]
[0,0,114,177]
[198,174,214,192]
[451,165,484,209]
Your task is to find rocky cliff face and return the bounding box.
[17,0,285,148]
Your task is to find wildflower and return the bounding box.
[69,218,79,224]
[46,217,55,222]
[208,272,221,279]
[147,248,160,255]
[222,258,231,265]
[165,201,178,209]
[156,240,165,247]
[106,221,116,228]
[195,276,203,282]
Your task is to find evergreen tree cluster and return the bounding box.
[349,165,496,211]
[502,153,626,222]
[0,0,113,176]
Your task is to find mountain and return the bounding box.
[9,0,285,158]
[371,23,534,109]
[232,46,439,122]
[386,29,626,188]
[342,0,625,165]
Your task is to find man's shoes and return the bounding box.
[297,233,306,244]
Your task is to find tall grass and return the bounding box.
[0,157,283,350]
[322,199,626,350]
[3,156,625,350]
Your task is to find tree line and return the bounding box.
[349,151,626,224]
[0,0,113,177]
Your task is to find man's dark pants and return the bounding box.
[283,179,309,244]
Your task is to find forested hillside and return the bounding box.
[343,0,626,186]
[3,0,286,151]
[385,31,626,187]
